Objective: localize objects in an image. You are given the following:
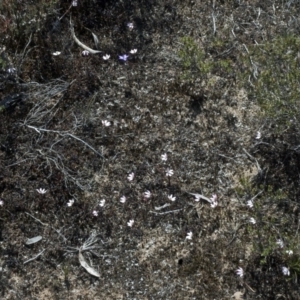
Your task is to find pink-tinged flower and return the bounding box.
[130,49,137,54]
[247,199,254,208]
[72,0,78,6]
[82,50,90,56]
[186,231,193,240]
[102,120,111,127]
[92,210,99,217]
[127,172,134,181]
[256,131,261,139]
[127,22,134,30]
[249,217,256,224]
[120,196,126,203]
[0,200,3,206]
[210,194,217,202]
[276,239,284,248]
[282,266,290,276]
[236,267,244,278]
[67,199,74,207]
[168,194,176,201]
[161,153,168,161]
[144,190,151,198]
[210,194,218,208]
[99,199,106,207]
[119,54,129,61]
[166,168,174,177]
[127,219,134,227]
[36,188,47,194]
[103,54,110,60]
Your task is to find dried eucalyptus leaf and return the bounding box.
[91,32,100,50]
[26,236,42,245]
[188,192,212,203]
[79,251,100,277]
[70,21,101,54]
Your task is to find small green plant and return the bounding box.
[242,34,300,128]
[178,36,234,82]
[178,36,213,80]
[287,255,300,277]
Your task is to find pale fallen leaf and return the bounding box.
[78,250,100,277]
[232,291,244,300]
[26,235,42,245]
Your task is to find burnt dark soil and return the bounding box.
[1,0,300,299]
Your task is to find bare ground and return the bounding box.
[1,0,300,299]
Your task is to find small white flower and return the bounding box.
[144,190,151,198]
[286,250,293,256]
[127,22,134,30]
[7,67,16,73]
[120,196,126,203]
[210,194,218,208]
[236,267,244,278]
[103,54,110,60]
[72,0,78,6]
[210,200,218,208]
[166,168,174,177]
[0,200,3,206]
[249,217,256,224]
[82,50,90,56]
[67,199,74,207]
[168,194,176,201]
[130,49,137,54]
[247,199,254,208]
[282,266,290,276]
[186,231,193,240]
[161,153,168,161]
[52,51,61,56]
[99,199,106,207]
[36,188,47,194]
[276,239,284,248]
[102,120,111,127]
[256,131,261,139]
[128,172,134,181]
[93,210,99,217]
[127,219,134,227]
